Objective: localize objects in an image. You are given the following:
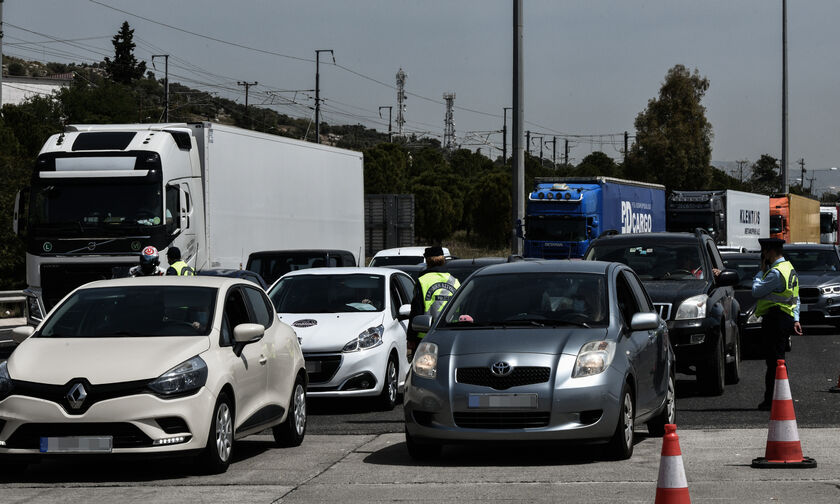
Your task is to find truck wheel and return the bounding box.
[605,385,634,460]
[725,330,741,385]
[698,334,725,396]
[647,374,676,437]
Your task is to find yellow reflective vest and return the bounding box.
[417,271,460,338]
[755,260,798,318]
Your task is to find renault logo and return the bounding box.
[490,361,512,377]
[66,382,87,410]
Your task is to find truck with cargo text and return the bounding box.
[666,190,769,252]
[769,193,819,243]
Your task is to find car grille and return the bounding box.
[456,367,550,390]
[5,422,153,449]
[453,412,550,429]
[800,288,820,304]
[654,303,672,321]
[10,379,152,415]
[303,354,342,384]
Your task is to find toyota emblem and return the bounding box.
[490,361,512,376]
[66,382,87,410]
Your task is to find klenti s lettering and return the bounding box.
[621,200,653,233]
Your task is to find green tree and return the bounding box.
[103,21,147,84]
[575,151,620,177]
[363,143,408,194]
[0,120,30,289]
[8,62,25,76]
[625,64,713,190]
[706,167,746,191]
[413,184,458,243]
[469,170,511,248]
[748,154,780,195]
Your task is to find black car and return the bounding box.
[247,249,357,285]
[584,230,740,395]
[721,252,764,353]
[387,257,519,283]
[783,244,840,328]
[197,268,269,290]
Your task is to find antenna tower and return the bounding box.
[443,92,456,150]
[396,68,407,137]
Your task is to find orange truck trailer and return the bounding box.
[769,193,820,243]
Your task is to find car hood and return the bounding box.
[430,327,609,357]
[8,336,211,385]
[279,312,386,353]
[796,271,840,288]
[641,280,708,305]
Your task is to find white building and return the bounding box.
[2,74,73,106]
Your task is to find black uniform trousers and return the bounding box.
[761,307,794,403]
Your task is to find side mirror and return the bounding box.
[398,304,411,321]
[11,326,35,344]
[715,269,739,287]
[630,312,659,331]
[233,323,264,343]
[411,315,432,333]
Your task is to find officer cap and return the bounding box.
[167,246,182,261]
[758,238,785,251]
[423,245,444,258]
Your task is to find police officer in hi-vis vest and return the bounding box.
[406,246,460,355]
[752,237,802,411]
[166,247,195,276]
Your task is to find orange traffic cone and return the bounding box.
[830,374,840,393]
[655,424,691,504]
[751,359,817,468]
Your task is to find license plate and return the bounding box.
[39,436,113,453]
[468,393,538,409]
[305,361,322,373]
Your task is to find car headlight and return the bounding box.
[0,361,13,401]
[821,285,840,295]
[412,342,438,379]
[27,296,43,323]
[674,294,709,320]
[343,324,384,352]
[148,356,208,396]
[573,341,616,378]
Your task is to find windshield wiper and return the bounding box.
[106,330,144,337]
[442,320,495,328]
[542,319,592,328]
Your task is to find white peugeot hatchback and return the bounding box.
[268,267,414,410]
[0,277,306,473]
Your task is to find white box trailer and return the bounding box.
[14,122,364,323]
[722,190,770,251]
[667,189,769,251]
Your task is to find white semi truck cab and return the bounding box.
[13,124,204,325]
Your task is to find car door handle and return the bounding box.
[259,355,268,365]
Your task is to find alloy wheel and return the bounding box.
[294,383,306,436]
[623,392,634,450]
[216,402,233,462]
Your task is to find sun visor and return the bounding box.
[55,157,137,171]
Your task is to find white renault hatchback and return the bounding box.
[267,267,414,410]
[0,277,306,474]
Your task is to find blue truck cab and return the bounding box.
[521,177,666,259]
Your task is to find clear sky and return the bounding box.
[6,1,840,190]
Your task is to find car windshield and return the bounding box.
[785,249,840,272]
[722,256,761,288]
[769,215,784,235]
[586,242,706,280]
[439,272,608,328]
[370,256,424,267]
[39,286,216,337]
[525,215,587,241]
[820,212,836,234]
[269,274,385,313]
[248,252,336,285]
[667,212,715,234]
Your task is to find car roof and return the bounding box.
[592,232,701,243]
[471,259,612,277]
[444,257,508,267]
[79,276,241,290]
[784,243,837,250]
[280,266,405,277]
[372,246,451,257]
[249,249,352,256]
[721,252,761,259]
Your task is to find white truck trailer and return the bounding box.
[13,122,364,324]
[667,189,769,252]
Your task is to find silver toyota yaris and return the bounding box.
[403,260,675,460]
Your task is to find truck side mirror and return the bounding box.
[13,188,29,237]
[179,188,190,230]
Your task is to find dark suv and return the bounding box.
[584,230,740,395]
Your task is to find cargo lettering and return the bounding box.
[740,209,760,225]
[621,200,653,234]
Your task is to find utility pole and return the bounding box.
[525,130,531,156]
[378,106,392,142]
[152,54,169,122]
[798,158,805,191]
[396,68,407,138]
[534,136,544,164]
[564,139,570,165]
[315,49,335,144]
[736,159,749,184]
[0,0,4,110]
[237,81,257,111]
[547,136,557,166]
[502,107,512,163]
[781,0,789,193]
[443,92,456,150]
[623,131,629,161]
[511,0,524,255]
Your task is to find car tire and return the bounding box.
[605,385,634,460]
[725,330,741,385]
[405,427,441,461]
[698,334,725,396]
[201,392,234,474]
[646,374,676,437]
[274,374,307,447]
[377,354,399,411]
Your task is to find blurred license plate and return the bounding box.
[468,393,538,409]
[305,361,322,373]
[39,436,112,453]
